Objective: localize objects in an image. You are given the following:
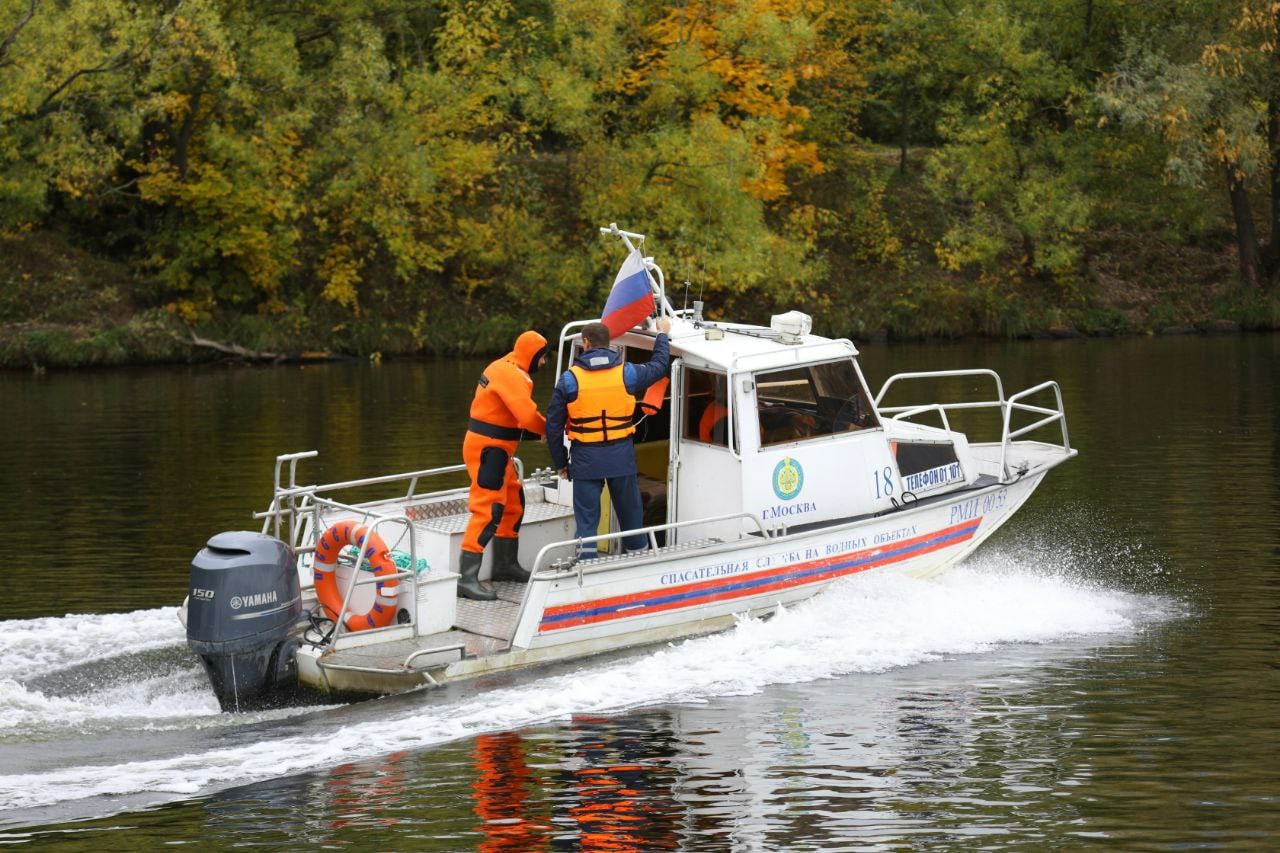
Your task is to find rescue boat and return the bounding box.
[182,225,1077,711]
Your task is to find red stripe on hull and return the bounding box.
[540,518,982,633]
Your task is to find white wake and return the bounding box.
[0,555,1176,814]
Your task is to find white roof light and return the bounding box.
[770,311,812,345]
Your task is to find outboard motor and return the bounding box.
[186,531,303,711]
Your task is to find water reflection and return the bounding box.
[472,732,548,851]
[322,751,413,832]
[469,714,686,851]
[3,333,1279,848]
[8,629,1278,848]
[552,714,683,851]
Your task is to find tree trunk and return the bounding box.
[1226,161,1262,289]
[1268,7,1280,291]
[1270,90,1279,262]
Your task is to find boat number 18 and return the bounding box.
[873,466,895,499]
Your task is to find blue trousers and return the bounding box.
[572,474,648,557]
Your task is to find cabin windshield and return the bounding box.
[755,358,878,447]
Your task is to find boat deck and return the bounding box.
[455,581,526,641]
[314,531,737,678]
[319,581,527,673]
[969,439,1077,475]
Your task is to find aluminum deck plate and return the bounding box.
[454,580,526,641]
[411,499,574,535]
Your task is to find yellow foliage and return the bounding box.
[630,0,832,202]
[319,241,362,310]
[166,299,202,323]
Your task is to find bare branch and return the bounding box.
[26,47,134,120]
[96,177,141,199]
[21,1,185,121]
[0,0,38,67]
[183,329,342,363]
[186,331,283,362]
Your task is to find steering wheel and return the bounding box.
[832,395,867,434]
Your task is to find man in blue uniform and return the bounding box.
[546,317,671,559]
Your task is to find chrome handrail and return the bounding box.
[404,643,466,669]
[1000,380,1071,480]
[890,403,953,432]
[265,463,469,503]
[326,512,420,642]
[528,510,771,584]
[255,456,526,540]
[875,368,1006,409]
[874,369,1071,483]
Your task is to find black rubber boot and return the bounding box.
[456,550,496,601]
[491,536,531,583]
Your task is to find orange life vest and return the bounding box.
[699,400,728,442]
[638,376,669,416]
[566,364,636,442]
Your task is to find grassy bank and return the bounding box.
[3,227,1278,371]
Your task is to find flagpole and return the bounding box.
[600,223,673,320]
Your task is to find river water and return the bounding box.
[1,333,1277,848]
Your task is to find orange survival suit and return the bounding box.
[458,330,548,600]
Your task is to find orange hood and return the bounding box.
[512,330,548,375]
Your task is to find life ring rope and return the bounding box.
[312,520,400,632]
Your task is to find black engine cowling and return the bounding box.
[186,531,303,711]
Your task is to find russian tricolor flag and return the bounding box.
[601,249,655,337]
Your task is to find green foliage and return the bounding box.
[1214,287,1280,330]
[0,0,151,226]
[916,1,1094,283]
[0,0,1276,366]
[1074,306,1131,335]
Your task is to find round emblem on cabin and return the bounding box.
[773,457,804,501]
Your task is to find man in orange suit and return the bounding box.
[459,330,549,600]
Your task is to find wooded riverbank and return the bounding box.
[1,221,1272,370]
[4,1,1280,369]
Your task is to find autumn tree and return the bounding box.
[563,0,838,309]
[0,0,161,227]
[1101,1,1280,291]
[914,1,1094,284]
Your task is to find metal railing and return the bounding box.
[887,403,954,433]
[336,513,416,640]
[255,452,520,543]
[875,369,1071,482]
[527,510,771,586]
[253,451,526,645]
[296,508,421,644]
[486,509,772,653]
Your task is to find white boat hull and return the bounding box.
[298,470,1047,697]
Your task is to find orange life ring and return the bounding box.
[312,520,400,631]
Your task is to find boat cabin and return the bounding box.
[552,308,978,551]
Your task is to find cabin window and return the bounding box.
[683,368,732,449]
[755,359,878,447]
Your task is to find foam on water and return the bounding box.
[0,608,317,738]
[0,608,184,683]
[0,668,217,734]
[0,552,1179,815]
